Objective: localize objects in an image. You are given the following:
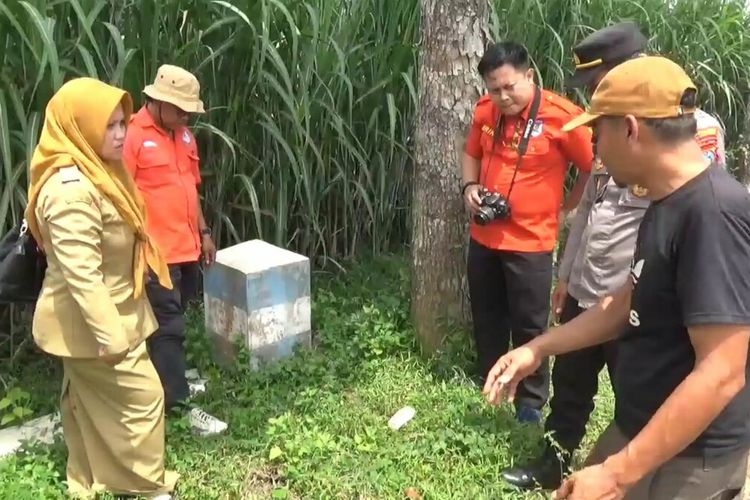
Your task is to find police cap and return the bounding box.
[568,21,648,88]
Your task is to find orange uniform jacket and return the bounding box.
[464,89,594,253]
[123,107,202,264]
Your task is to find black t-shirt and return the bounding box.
[614,165,750,457]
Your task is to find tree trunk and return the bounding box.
[411,0,489,353]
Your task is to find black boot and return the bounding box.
[500,443,571,490]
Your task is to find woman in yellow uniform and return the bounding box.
[25,78,178,498]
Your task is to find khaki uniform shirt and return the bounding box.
[558,110,726,308]
[32,166,157,358]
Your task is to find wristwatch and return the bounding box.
[200,228,211,237]
[461,181,480,196]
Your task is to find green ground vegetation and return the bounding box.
[0,256,614,499]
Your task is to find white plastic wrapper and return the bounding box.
[388,406,416,430]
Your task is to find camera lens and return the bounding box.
[474,207,494,225]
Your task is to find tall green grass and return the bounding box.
[492,0,750,173]
[1,0,418,264]
[1,0,749,261]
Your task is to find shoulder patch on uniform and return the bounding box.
[695,126,719,153]
[696,126,718,138]
[59,165,82,184]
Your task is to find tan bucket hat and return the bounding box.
[143,64,205,114]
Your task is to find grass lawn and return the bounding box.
[0,255,614,499]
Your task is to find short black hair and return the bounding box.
[641,89,698,143]
[477,42,530,78]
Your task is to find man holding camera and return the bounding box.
[463,42,594,424]
[500,22,727,490]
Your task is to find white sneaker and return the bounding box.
[149,495,172,500]
[189,407,228,437]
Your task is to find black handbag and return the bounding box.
[0,219,47,303]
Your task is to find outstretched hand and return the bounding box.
[482,345,542,405]
[553,463,626,500]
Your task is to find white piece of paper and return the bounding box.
[387,406,416,430]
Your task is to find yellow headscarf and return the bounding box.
[25,77,172,297]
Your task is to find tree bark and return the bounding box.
[411,0,489,353]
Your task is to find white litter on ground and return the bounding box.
[186,368,208,397]
[189,380,207,397]
[388,406,416,430]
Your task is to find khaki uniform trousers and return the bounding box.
[61,341,179,498]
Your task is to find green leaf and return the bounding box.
[19,1,63,91]
[272,488,289,499]
[1,413,16,426]
[0,398,12,410]
[268,445,283,461]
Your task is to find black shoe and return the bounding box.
[500,446,570,490]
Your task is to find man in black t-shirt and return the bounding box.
[482,56,750,499]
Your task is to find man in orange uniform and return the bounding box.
[124,64,227,436]
[462,42,593,424]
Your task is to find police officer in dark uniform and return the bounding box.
[500,22,726,490]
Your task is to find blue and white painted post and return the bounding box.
[203,239,311,369]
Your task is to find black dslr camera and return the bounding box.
[473,189,511,225]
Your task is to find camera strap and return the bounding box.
[481,85,542,201]
[505,85,541,200]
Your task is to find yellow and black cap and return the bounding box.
[569,21,648,88]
